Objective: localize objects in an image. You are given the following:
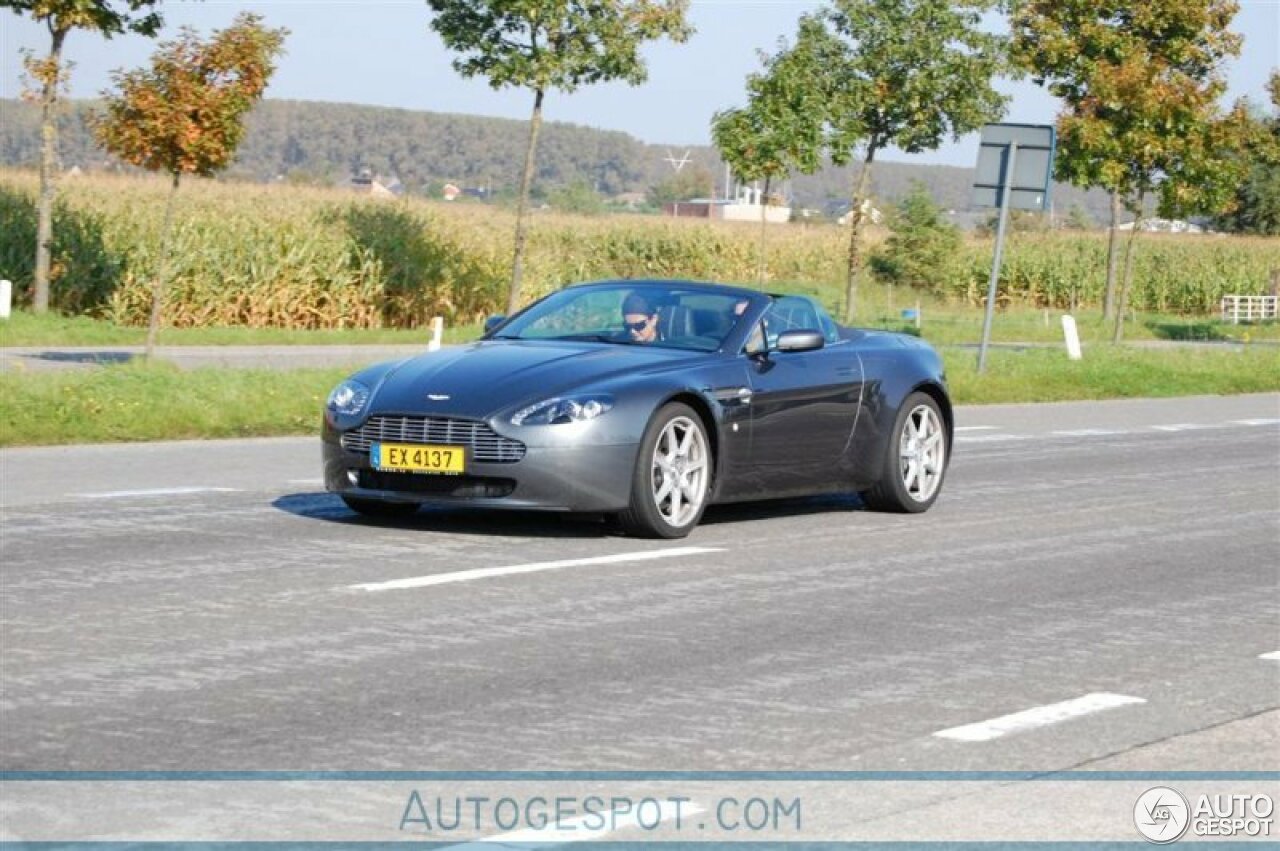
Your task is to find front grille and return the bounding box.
[341,415,526,463]
[358,470,516,498]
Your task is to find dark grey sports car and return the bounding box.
[323,279,951,538]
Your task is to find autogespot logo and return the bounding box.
[1135,787,1192,844]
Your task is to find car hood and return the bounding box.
[369,340,704,419]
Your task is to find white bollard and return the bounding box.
[0,279,11,320]
[427,316,443,352]
[1061,314,1083,361]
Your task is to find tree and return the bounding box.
[713,34,826,283]
[648,165,714,207]
[788,0,1007,321]
[2,0,163,314]
[1215,71,1280,236]
[1011,0,1245,330]
[871,181,962,293]
[427,0,692,315]
[92,13,287,355]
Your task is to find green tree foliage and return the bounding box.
[1215,71,1280,236]
[2,0,163,313]
[871,182,962,290]
[1011,0,1245,337]
[92,13,287,354]
[548,179,606,215]
[713,33,826,282]
[427,0,692,314]
[647,165,714,206]
[785,0,1008,321]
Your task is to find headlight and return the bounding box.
[326,379,371,417]
[511,395,614,426]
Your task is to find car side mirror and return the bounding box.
[483,315,507,335]
[775,329,825,353]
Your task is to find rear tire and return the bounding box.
[861,391,948,513]
[342,495,420,518]
[617,403,712,539]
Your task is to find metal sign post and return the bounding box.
[971,123,1057,374]
[977,140,1016,375]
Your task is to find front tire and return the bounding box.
[861,391,948,513]
[617,403,712,538]
[342,495,420,518]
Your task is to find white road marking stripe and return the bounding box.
[955,426,999,432]
[1235,418,1280,427]
[955,434,1035,444]
[73,487,240,499]
[350,547,725,592]
[1260,651,1280,661]
[1150,423,1217,432]
[1051,428,1129,437]
[933,692,1146,742]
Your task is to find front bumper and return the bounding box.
[322,422,638,512]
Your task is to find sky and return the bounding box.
[2,0,1277,168]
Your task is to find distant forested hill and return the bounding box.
[0,97,1110,222]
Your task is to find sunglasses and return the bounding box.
[624,318,652,332]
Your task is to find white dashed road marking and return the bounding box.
[1051,429,1128,437]
[73,487,240,499]
[955,426,999,432]
[350,547,725,592]
[1235,418,1280,427]
[1259,651,1280,661]
[933,692,1147,742]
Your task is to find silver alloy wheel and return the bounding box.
[650,415,709,528]
[899,403,945,503]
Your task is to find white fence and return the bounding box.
[1221,295,1278,323]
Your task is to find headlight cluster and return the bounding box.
[326,380,371,417]
[511,396,614,426]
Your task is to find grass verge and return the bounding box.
[0,310,483,347]
[2,346,1277,447]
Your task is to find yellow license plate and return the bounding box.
[372,442,466,475]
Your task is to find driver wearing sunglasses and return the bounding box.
[621,293,661,344]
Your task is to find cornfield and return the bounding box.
[1,169,1276,328]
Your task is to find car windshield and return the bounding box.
[494,284,752,352]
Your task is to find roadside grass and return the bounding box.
[0,362,350,446]
[943,345,1280,404]
[0,310,483,347]
[2,346,1277,446]
[4,303,1277,350]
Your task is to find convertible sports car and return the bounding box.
[323,279,951,538]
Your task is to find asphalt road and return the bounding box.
[1,394,1278,839]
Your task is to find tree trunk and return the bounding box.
[1112,194,1144,344]
[843,144,877,323]
[146,172,182,359]
[1102,191,1121,320]
[507,88,545,316]
[756,176,771,285]
[33,26,68,315]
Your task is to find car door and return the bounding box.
[744,299,864,494]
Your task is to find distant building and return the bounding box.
[442,183,462,201]
[1117,218,1205,234]
[665,184,792,224]
[351,170,404,197]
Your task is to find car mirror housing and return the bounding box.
[484,315,508,335]
[775,330,825,353]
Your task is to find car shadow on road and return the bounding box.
[271,492,615,538]
[273,490,867,538]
